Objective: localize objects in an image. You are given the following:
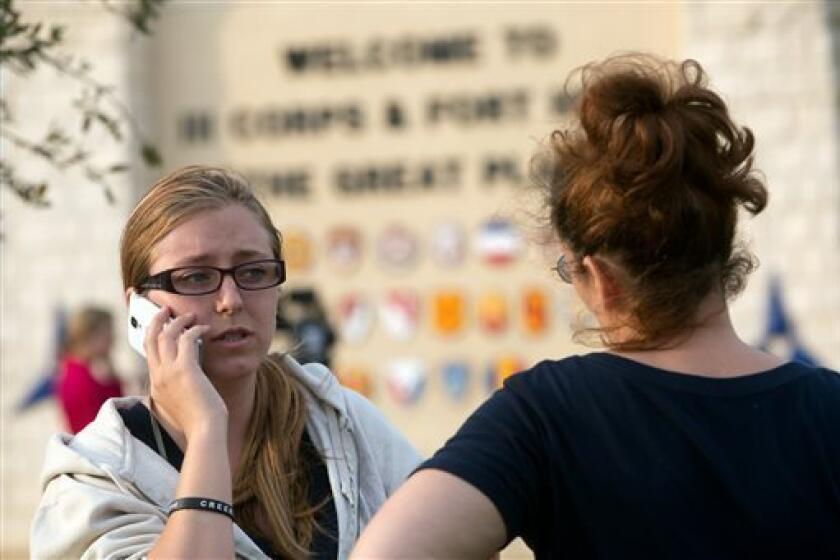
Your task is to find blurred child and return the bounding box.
[56,306,122,433]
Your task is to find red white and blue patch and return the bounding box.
[476,218,520,266]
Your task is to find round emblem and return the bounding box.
[326,226,362,273]
[377,224,418,271]
[430,221,466,268]
[282,229,315,274]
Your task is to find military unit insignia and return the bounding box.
[385,359,427,405]
[282,229,315,274]
[336,293,374,344]
[303,217,529,271]
[441,361,470,401]
[486,354,523,391]
[522,287,548,336]
[377,224,418,271]
[478,291,508,334]
[326,226,363,273]
[297,217,563,406]
[432,291,466,336]
[430,221,467,268]
[380,289,421,341]
[336,366,374,398]
[476,218,520,266]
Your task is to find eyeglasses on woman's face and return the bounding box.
[138,259,286,296]
[552,254,574,284]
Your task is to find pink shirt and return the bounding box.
[56,357,123,434]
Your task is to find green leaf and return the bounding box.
[95,112,121,141]
[140,143,162,166]
[60,150,89,167]
[33,145,53,160]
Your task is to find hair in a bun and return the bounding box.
[539,53,768,349]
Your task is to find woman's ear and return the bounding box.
[124,287,135,306]
[580,255,622,315]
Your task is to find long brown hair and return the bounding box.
[120,166,316,558]
[536,54,768,350]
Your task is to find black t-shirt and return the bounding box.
[119,402,338,559]
[420,353,840,559]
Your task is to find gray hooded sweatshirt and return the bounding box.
[31,355,421,559]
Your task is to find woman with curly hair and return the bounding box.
[353,54,840,559]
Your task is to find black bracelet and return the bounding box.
[168,497,234,520]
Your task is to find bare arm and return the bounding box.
[141,305,236,559]
[148,421,233,559]
[351,469,507,559]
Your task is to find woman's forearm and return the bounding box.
[352,469,507,559]
[148,421,235,559]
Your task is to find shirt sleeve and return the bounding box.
[417,379,545,543]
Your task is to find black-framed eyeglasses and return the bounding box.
[551,254,573,284]
[138,259,286,296]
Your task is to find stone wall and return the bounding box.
[684,2,840,366]
[1,5,147,555]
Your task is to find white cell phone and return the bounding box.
[128,292,163,358]
[127,292,203,359]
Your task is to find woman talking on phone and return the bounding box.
[31,166,420,559]
[352,55,840,559]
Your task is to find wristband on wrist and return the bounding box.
[168,497,234,520]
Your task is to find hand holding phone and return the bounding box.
[127,292,222,444]
[128,292,163,358]
[128,292,203,359]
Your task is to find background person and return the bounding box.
[352,54,840,559]
[32,166,420,559]
[55,306,123,434]
[276,288,337,368]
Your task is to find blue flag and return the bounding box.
[16,306,66,412]
[758,278,820,367]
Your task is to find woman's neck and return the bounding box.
[610,296,785,378]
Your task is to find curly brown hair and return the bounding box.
[537,54,768,350]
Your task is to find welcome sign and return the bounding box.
[150,3,680,452]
